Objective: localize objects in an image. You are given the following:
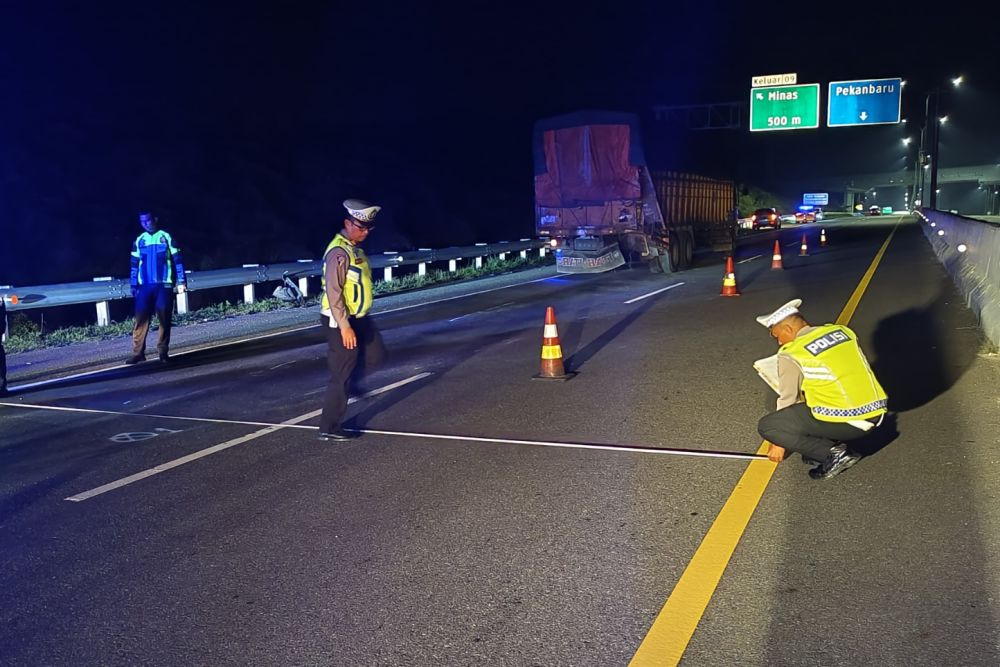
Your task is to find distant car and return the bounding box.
[868,205,882,216]
[751,207,781,230]
[794,205,823,224]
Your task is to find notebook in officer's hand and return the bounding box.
[753,354,780,394]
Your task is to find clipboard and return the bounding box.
[753,354,787,462]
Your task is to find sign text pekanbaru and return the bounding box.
[827,77,902,127]
[749,84,820,132]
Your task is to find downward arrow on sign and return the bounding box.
[860,111,869,121]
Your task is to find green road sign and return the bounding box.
[749,84,820,132]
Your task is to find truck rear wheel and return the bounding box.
[665,232,682,272]
[680,232,694,270]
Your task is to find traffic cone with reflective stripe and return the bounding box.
[799,233,809,256]
[720,256,740,297]
[770,240,784,270]
[820,228,827,246]
[533,306,575,380]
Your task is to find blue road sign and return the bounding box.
[803,192,829,206]
[827,77,902,127]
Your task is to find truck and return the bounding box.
[533,110,737,274]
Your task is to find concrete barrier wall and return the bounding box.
[916,208,1000,349]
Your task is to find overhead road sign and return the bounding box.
[828,77,902,127]
[803,192,829,206]
[749,84,820,132]
[752,73,797,87]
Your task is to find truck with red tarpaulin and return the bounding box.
[534,110,737,273]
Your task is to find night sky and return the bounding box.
[2,1,999,285]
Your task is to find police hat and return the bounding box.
[756,298,802,328]
[343,199,381,227]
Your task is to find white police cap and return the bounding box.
[756,298,802,328]
[343,199,381,226]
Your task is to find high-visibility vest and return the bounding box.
[780,324,888,422]
[321,233,373,318]
[131,230,185,286]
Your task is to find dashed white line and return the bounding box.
[624,282,685,304]
[2,373,433,430]
[737,255,763,264]
[64,409,321,501]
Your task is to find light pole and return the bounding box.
[927,75,963,210]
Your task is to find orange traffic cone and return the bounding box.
[720,256,740,296]
[799,233,809,256]
[770,240,784,270]
[820,228,827,246]
[533,306,575,380]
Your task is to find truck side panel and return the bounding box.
[652,171,735,250]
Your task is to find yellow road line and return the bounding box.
[629,222,899,666]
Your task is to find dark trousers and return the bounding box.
[132,284,175,356]
[758,403,874,462]
[0,342,6,391]
[319,316,386,432]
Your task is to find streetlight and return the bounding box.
[922,74,964,210]
[903,137,912,145]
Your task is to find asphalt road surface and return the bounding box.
[2,215,999,666]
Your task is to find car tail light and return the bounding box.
[770,214,776,221]
[751,215,757,222]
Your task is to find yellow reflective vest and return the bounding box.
[321,234,373,318]
[780,324,888,422]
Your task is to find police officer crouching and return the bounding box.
[317,199,387,441]
[756,299,888,480]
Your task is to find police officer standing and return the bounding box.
[756,299,888,480]
[127,211,187,364]
[318,199,386,441]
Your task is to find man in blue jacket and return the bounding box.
[128,211,187,364]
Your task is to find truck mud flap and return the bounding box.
[555,246,626,274]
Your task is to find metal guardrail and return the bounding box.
[0,239,549,325]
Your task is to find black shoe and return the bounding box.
[809,444,861,480]
[125,354,146,365]
[159,351,170,362]
[802,456,824,466]
[0,387,8,398]
[318,429,357,442]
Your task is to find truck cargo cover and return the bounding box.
[533,111,647,208]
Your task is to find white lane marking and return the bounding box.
[737,255,763,265]
[270,360,297,370]
[1,372,432,430]
[785,241,799,248]
[350,428,767,461]
[624,282,684,305]
[65,409,321,501]
[10,276,556,393]
[448,314,471,323]
[60,373,433,502]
